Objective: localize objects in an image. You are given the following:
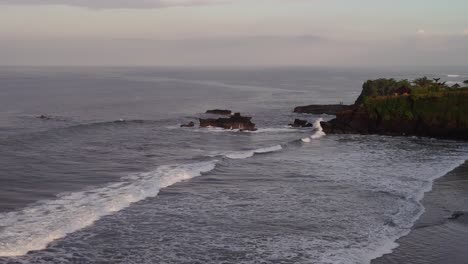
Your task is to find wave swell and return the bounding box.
[209,145,283,160]
[0,161,217,257]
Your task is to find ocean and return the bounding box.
[0,66,467,264]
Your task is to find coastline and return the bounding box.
[372,161,468,264]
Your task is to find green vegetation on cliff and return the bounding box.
[355,78,411,105]
[360,77,468,126]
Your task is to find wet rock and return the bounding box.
[320,102,468,140]
[37,115,53,120]
[288,119,313,128]
[449,211,465,220]
[293,104,353,115]
[199,113,256,131]
[180,121,195,128]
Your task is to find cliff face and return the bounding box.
[321,78,468,140]
[293,104,352,115]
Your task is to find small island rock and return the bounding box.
[181,122,195,128]
[288,119,313,128]
[37,115,53,120]
[200,113,256,131]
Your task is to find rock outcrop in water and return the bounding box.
[293,104,353,115]
[205,109,232,115]
[288,119,313,128]
[448,211,465,220]
[319,77,468,140]
[180,122,195,128]
[464,80,468,84]
[37,115,53,120]
[199,113,256,131]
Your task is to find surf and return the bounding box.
[0,161,217,257]
[302,118,326,142]
[209,145,283,160]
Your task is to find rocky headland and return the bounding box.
[293,104,352,115]
[299,77,468,140]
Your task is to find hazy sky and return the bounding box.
[1,0,467,66]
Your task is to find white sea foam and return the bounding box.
[311,118,326,139]
[302,118,326,142]
[0,161,217,257]
[250,127,298,133]
[209,145,283,160]
[363,157,468,263]
[447,74,460,77]
[190,127,299,134]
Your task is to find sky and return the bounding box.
[0,0,467,66]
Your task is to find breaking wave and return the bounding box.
[302,118,326,142]
[0,161,217,257]
[209,145,283,160]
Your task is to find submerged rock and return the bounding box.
[205,109,232,115]
[199,113,256,131]
[37,115,53,120]
[180,121,195,128]
[288,119,313,128]
[293,104,353,115]
[448,211,465,220]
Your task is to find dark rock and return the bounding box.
[289,119,313,128]
[206,109,232,115]
[37,115,52,120]
[449,211,465,220]
[294,104,353,115]
[318,77,468,140]
[452,83,461,88]
[180,122,195,128]
[464,80,468,84]
[199,113,256,131]
[321,104,468,140]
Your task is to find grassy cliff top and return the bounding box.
[355,77,468,105]
[359,77,468,126]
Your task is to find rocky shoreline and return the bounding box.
[293,104,353,115]
[314,77,468,141]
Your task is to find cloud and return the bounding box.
[0,0,229,9]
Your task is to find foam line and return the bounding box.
[0,161,217,257]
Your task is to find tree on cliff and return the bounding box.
[355,78,411,105]
[413,77,433,87]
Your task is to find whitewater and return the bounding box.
[1,67,467,264]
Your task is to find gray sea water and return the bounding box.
[0,66,467,264]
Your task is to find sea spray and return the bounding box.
[302,118,326,142]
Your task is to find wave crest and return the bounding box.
[0,161,217,257]
[209,145,283,160]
